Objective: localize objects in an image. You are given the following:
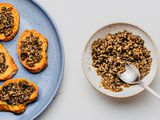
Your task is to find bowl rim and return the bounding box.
[82,22,160,98]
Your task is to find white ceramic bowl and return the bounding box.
[82,23,159,98]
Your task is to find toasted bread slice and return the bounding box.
[0,3,20,41]
[0,43,18,80]
[0,78,38,114]
[17,30,48,73]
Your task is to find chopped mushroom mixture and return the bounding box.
[0,81,35,105]
[0,6,14,37]
[0,52,8,74]
[20,33,43,67]
[92,31,152,92]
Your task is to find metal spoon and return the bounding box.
[119,63,160,99]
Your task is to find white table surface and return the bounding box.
[36,0,160,120]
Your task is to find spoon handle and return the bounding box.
[140,82,160,100]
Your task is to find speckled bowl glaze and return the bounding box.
[82,23,159,98]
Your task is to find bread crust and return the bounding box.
[0,3,20,41]
[17,30,48,73]
[0,43,18,80]
[0,78,38,114]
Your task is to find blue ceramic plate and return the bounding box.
[0,0,64,120]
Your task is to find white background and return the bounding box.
[36,0,160,120]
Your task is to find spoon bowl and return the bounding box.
[119,63,140,85]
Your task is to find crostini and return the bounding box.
[0,43,18,80]
[0,78,38,114]
[0,3,20,41]
[17,30,48,73]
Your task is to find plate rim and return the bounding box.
[82,22,159,98]
[29,0,65,119]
